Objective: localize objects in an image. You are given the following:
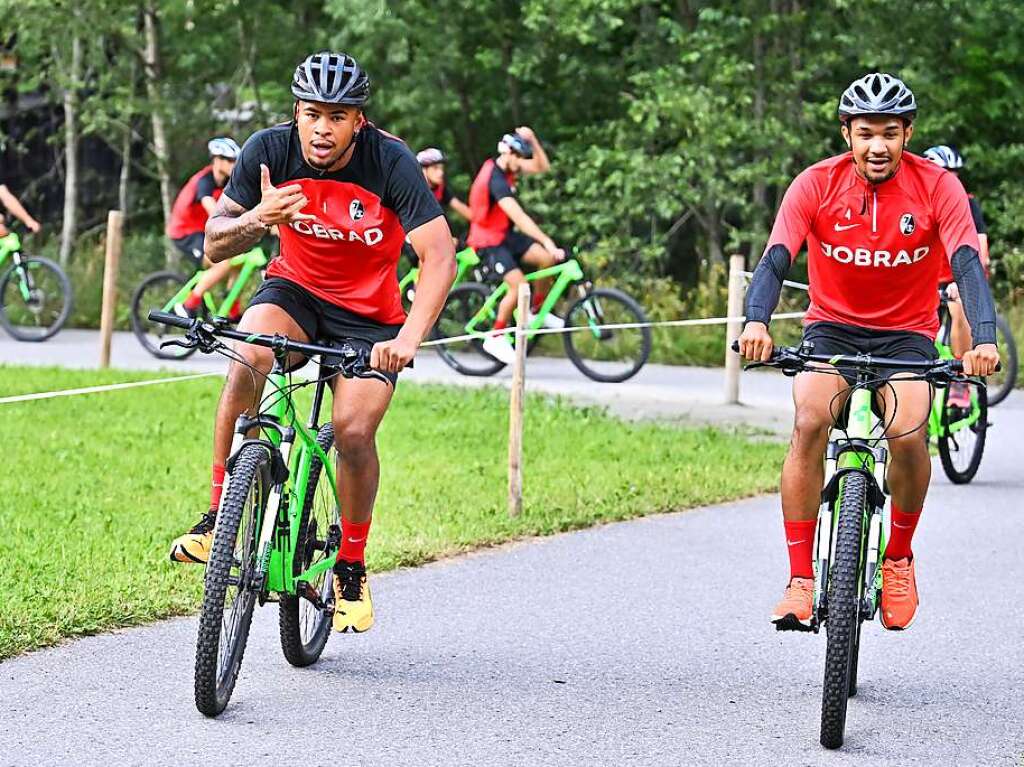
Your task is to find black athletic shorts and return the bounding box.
[801,321,936,386]
[172,232,206,268]
[478,230,535,277]
[248,277,405,384]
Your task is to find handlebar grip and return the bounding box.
[148,310,193,329]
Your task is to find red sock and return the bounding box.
[493,319,508,331]
[229,298,243,317]
[338,518,372,564]
[784,519,816,580]
[886,503,921,561]
[184,292,203,310]
[210,464,226,512]
[531,291,547,313]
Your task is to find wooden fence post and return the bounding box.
[724,253,745,404]
[508,282,530,518]
[98,210,124,369]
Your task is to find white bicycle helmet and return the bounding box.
[208,137,241,160]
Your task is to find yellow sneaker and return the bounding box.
[169,511,216,564]
[332,559,374,633]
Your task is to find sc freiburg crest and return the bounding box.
[899,213,915,235]
[349,199,365,221]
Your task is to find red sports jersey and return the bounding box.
[167,165,222,239]
[467,159,517,249]
[766,151,979,338]
[223,124,443,325]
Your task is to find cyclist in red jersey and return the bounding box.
[169,51,456,635]
[738,73,999,632]
[923,145,989,360]
[466,129,564,364]
[0,178,41,235]
[416,147,471,224]
[167,138,243,320]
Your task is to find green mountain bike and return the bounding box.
[150,310,390,717]
[130,245,269,359]
[742,342,980,749]
[0,227,72,341]
[434,254,651,383]
[931,294,988,483]
[397,244,482,313]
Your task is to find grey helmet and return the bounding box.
[291,51,370,106]
[923,145,964,170]
[838,73,916,121]
[416,147,447,167]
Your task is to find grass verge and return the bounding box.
[0,365,784,659]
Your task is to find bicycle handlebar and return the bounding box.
[730,340,998,381]
[148,311,392,385]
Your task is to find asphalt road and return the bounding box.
[1,331,1021,765]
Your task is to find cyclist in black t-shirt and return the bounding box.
[168,51,456,636]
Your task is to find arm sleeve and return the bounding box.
[488,170,514,204]
[194,172,217,203]
[384,147,445,233]
[968,197,987,235]
[223,133,270,211]
[950,246,997,346]
[744,245,793,326]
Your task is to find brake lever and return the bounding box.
[160,338,197,351]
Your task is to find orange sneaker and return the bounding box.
[770,577,814,631]
[881,557,918,630]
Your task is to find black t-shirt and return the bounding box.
[488,166,516,205]
[968,195,987,235]
[194,171,218,203]
[224,122,444,324]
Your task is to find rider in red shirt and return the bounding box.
[169,52,455,635]
[739,73,999,632]
[167,138,242,319]
[416,147,470,225]
[467,129,564,364]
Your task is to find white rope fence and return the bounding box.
[0,371,221,405]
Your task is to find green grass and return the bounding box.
[0,365,785,660]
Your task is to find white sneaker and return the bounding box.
[540,312,564,329]
[482,334,516,364]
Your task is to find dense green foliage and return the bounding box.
[1,1,1021,318]
[0,366,783,657]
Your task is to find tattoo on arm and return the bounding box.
[205,195,267,263]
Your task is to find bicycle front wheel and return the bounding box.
[820,472,868,749]
[563,287,651,382]
[195,443,270,717]
[280,424,338,667]
[0,256,72,341]
[938,383,988,484]
[987,314,1017,406]
[129,271,197,359]
[433,282,505,377]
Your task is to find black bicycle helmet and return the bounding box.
[838,72,916,122]
[291,51,370,106]
[498,132,534,159]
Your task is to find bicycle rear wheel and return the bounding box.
[562,287,651,382]
[938,383,988,484]
[130,271,198,359]
[280,424,338,667]
[433,282,505,377]
[820,472,868,749]
[0,256,72,341]
[195,443,270,716]
[987,314,1017,406]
